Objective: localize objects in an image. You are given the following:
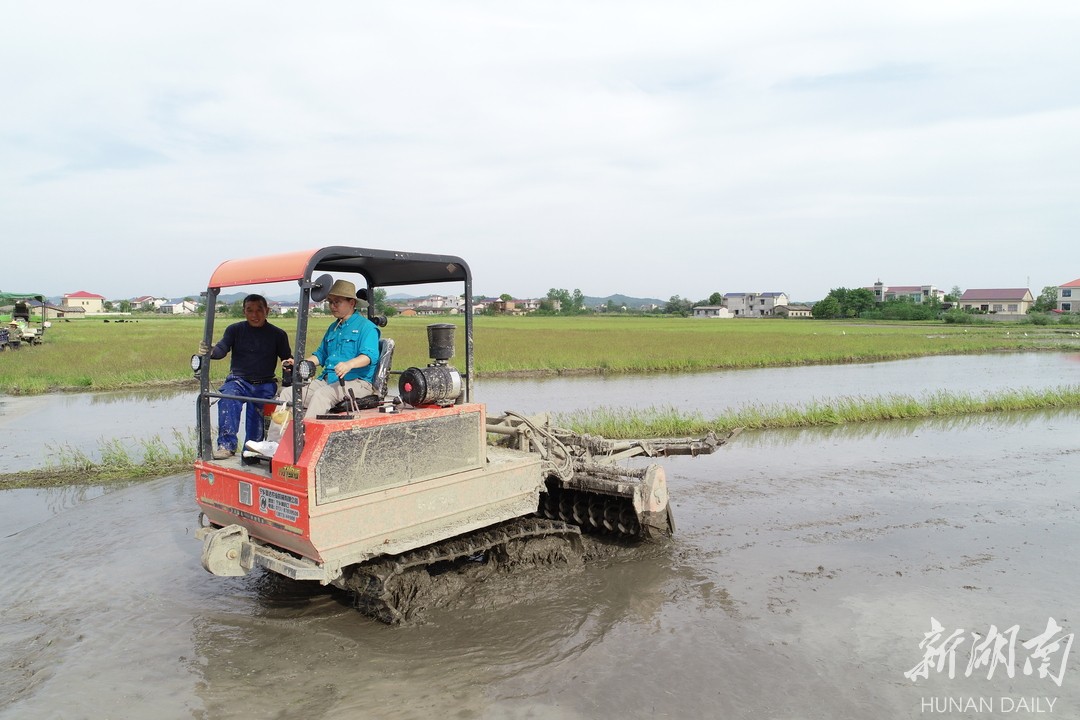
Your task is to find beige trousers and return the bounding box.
[266,377,375,442]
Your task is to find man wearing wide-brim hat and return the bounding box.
[246,278,379,456]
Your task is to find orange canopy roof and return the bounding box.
[207,247,470,290]
[209,250,319,288]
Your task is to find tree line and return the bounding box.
[811,285,1064,320]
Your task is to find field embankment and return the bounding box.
[556,385,1080,438]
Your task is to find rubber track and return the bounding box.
[341,516,582,623]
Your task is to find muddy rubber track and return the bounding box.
[339,516,583,623]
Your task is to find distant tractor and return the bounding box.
[0,326,16,351]
[193,247,731,622]
[0,293,46,347]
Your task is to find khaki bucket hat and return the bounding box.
[327,279,358,299]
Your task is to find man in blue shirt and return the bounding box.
[245,279,379,457]
[198,294,292,459]
[299,278,381,415]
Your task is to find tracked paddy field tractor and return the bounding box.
[193,247,731,622]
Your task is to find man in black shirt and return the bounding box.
[198,294,292,459]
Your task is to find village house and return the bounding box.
[63,290,106,314]
[470,299,493,315]
[269,301,302,315]
[21,298,69,319]
[868,281,946,304]
[516,298,542,312]
[160,299,199,315]
[958,288,1033,314]
[485,298,547,315]
[397,294,465,311]
[410,305,462,316]
[1058,278,1080,313]
[131,295,169,311]
[774,304,813,318]
[692,305,733,319]
[723,292,789,317]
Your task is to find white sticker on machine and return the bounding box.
[259,488,300,522]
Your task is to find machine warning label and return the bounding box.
[259,488,300,523]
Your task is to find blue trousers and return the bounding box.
[216,376,277,452]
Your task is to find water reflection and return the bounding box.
[477,352,1080,416]
[86,386,195,404]
[0,485,110,538]
[0,390,197,472]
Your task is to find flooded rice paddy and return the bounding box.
[3,352,1079,474]
[1,353,1079,718]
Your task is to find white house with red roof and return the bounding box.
[131,295,169,311]
[63,290,106,314]
[1058,278,1080,313]
[958,288,1033,314]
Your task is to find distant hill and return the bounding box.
[583,294,665,309]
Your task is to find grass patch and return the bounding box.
[556,385,1080,437]
[0,429,197,488]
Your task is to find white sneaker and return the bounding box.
[244,440,279,456]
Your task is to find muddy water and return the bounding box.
[2,408,1078,719]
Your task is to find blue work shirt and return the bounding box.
[313,311,380,384]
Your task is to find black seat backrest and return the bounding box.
[372,337,395,398]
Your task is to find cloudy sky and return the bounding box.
[3,1,1078,302]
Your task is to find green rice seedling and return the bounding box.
[556,385,1080,438]
[17,430,199,486]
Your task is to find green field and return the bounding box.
[2,314,1079,395]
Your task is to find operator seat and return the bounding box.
[371,337,395,398]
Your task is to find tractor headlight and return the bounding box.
[191,354,203,373]
[297,359,316,381]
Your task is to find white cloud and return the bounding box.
[2,1,1078,301]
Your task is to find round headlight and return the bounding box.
[298,359,316,381]
[190,354,203,372]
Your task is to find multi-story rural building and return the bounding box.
[868,281,945,304]
[1058,278,1080,312]
[62,290,106,314]
[723,292,789,317]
